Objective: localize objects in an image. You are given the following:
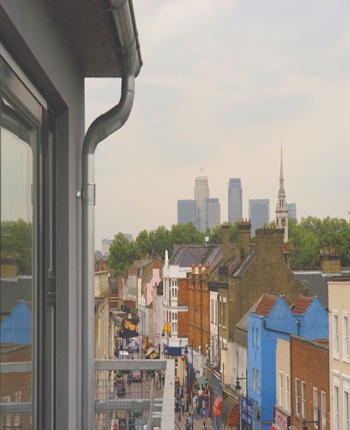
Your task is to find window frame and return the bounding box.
[279,371,283,407]
[321,391,326,430]
[343,312,349,362]
[286,375,290,412]
[302,381,306,419]
[334,311,339,359]
[296,378,300,417]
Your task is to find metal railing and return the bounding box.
[0,359,174,429]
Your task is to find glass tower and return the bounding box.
[228,178,242,224]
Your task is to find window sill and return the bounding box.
[333,355,339,360]
[343,357,349,364]
[223,326,226,330]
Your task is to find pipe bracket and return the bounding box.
[82,183,96,205]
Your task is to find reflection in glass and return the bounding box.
[1,96,35,429]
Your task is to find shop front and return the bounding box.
[213,370,222,430]
[272,406,290,430]
[220,397,240,430]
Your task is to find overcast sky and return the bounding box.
[85,0,350,250]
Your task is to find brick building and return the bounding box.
[289,335,329,430]
[187,262,210,354]
[226,224,306,338]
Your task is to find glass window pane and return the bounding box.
[1,95,36,428]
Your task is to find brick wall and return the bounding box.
[290,335,330,430]
[178,278,188,305]
[178,311,188,337]
[228,229,306,339]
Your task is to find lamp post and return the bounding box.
[235,369,248,398]
[302,410,320,430]
[184,342,194,430]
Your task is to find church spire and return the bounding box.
[276,140,288,243]
[279,142,285,194]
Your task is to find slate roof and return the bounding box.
[170,244,222,268]
[0,277,32,315]
[294,270,350,310]
[292,296,314,314]
[254,294,279,316]
[233,249,256,277]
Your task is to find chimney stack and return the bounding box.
[239,219,252,265]
[222,223,230,266]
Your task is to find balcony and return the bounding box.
[0,359,174,429]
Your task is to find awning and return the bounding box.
[197,374,207,387]
[213,396,223,417]
[221,398,240,427]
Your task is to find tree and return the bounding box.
[108,233,137,278]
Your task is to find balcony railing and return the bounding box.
[0,359,174,429]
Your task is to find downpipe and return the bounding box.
[81,58,135,430]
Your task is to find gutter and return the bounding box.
[81,1,142,429]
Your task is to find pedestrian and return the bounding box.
[181,395,185,414]
[185,418,190,430]
[159,370,162,388]
[187,385,191,398]
[209,421,214,430]
[202,422,207,430]
[162,369,165,386]
[155,369,159,389]
[127,373,131,390]
[186,396,190,413]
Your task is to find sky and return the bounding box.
[85,0,350,250]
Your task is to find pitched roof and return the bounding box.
[292,296,314,314]
[293,270,350,310]
[254,294,279,316]
[234,249,256,277]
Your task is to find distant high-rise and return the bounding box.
[249,199,270,238]
[287,203,297,220]
[228,178,242,224]
[194,167,209,232]
[177,200,197,225]
[205,198,220,231]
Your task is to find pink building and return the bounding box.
[146,267,161,305]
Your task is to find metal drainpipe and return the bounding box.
[81,27,138,430]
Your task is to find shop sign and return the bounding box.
[242,397,253,427]
[274,407,290,430]
[193,350,199,371]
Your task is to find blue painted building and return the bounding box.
[247,294,328,430]
[1,301,32,344]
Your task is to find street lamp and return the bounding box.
[235,369,248,398]
[302,410,320,430]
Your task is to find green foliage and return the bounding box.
[108,222,242,277]
[107,232,138,278]
[209,221,239,244]
[1,219,32,275]
[289,216,350,269]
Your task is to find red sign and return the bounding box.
[181,355,186,362]
[274,407,290,430]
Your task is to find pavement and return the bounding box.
[137,379,214,430]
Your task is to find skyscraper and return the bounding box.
[205,198,220,231]
[249,199,270,238]
[228,178,242,224]
[275,148,289,242]
[194,167,209,232]
[287,203,297,220]
[177,200,197,225]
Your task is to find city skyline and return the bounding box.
[87,1,350,247]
